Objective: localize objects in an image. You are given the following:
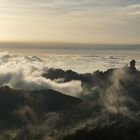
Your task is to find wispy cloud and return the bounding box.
[1,0,140,14]
[0,0,140,43]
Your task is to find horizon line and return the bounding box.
[0,41,140,46]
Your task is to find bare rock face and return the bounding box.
[130,59,136,73]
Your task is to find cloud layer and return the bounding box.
[0,51,140,96]
[0,0,140,43]
[0,51,82,95]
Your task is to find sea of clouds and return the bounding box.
[0,51,140,140]
[0,51,140,95]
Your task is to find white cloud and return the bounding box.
[0,51,82,95]
[0,50,134,96]
[0,0,140,43]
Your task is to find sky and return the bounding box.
[0,0,140,44]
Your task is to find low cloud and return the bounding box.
[0,51,82,95]
[102,68,134,114]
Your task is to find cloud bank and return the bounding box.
[0,51,140,98]
[0,51,82,95]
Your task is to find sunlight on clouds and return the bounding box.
[122,4,140,18]
[0,0,140,44]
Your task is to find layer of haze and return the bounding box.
[0,0,140,44]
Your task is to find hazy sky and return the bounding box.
[0,0,140,44]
